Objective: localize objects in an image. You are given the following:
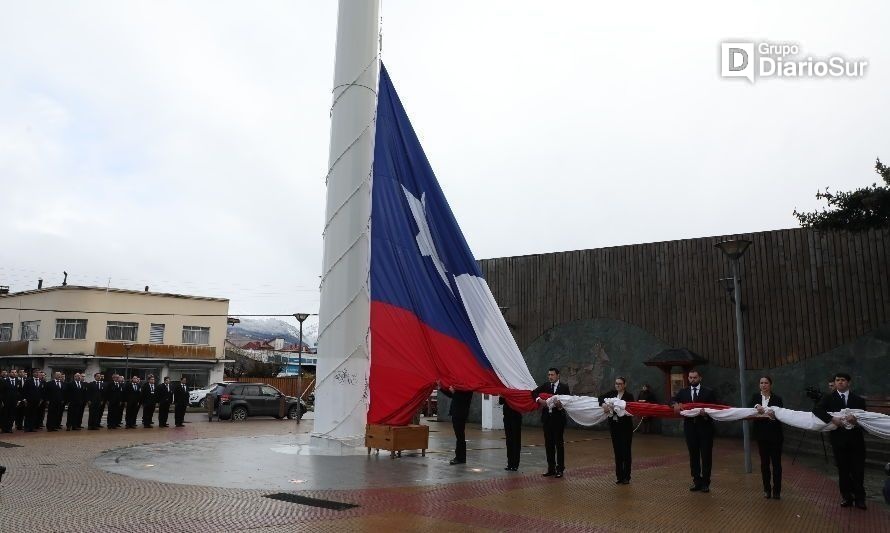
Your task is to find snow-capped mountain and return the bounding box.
[228,317,317,347]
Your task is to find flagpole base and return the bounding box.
[309,433,365,455]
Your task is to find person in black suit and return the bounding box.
[751,375,784,499]
[500,396,522,471]
[172,376,189,427]
[22,369,45,432]
[44,372,66,431]
[124,375,142,428]
[87,373,107,429]
[0,370,11,433]
[600,377,635,484]
[157,377,173,427]
[671,368,718,492]
[141,375,159,428]
[813,372,868,510]
[36,370,48,429]
[14,369,27,430]
[65,373,88,430]
[106,374,125,429]
[532,367,571,478]
[440,386,473,465]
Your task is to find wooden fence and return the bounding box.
[232,376,315,398]
[480,227,889,370]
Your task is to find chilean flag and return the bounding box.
[369,64,538,426]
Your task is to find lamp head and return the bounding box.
[714,239,752,260]
[294,313,310,323]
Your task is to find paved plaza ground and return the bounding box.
[1,413,888,532]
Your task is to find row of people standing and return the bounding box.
[0,369,191,432]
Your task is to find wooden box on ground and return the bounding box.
[365,423,429,458]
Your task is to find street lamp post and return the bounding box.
[293,313,310,399]
[715,238,753,474]
[122,341,134,380]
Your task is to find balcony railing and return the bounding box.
[0,340,30,357]
[95,342,217,360]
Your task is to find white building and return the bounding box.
[0,285,230,387]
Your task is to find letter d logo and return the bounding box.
[721,42,755,83]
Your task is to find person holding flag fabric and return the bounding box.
[532,368,570,478]
[671,369,718,493]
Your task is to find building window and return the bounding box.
[21,320,40,341]
[55,319,88,340]
[149,323,165,344]
[0,323,12,342]
[106,321,138,342]
[182,326,210,345]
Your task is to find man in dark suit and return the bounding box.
[65,373,88,430]
[172,376,189,427]
[22,369,45,432]
[671,368,719,492]
[124,375,142,429]
[36,370,48,429]
[532,367,570,478]
[440,386,473,465]
[87,373,107,430]
[14,369,27,430]
[157,377,173,427]
[0,370,11,433]
[106,374,125,429]
[813,372,868,510]
[141,375,159,428]
[44,372,66,431]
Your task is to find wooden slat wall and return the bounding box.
[480,227,890,370]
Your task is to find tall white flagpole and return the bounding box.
[311,0,380,452]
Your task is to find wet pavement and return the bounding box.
[1,412,889,532]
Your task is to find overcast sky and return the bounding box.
[1,1,888,328]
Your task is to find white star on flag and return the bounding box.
[402,185,453,294]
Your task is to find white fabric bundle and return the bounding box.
[544,394,890,440]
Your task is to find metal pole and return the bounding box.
[732,258,752,473]
[298,321,303,398]
[124,347,131,380]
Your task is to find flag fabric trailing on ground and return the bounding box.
[368,64,537,425]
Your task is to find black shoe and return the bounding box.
[0,465,5,483]
[772,490,781,500]
[619,479,630,485]
[854,501,867,510]
[615,480,623,485]
[764,491,771,499]
[700,485,710,493]
[555,471,563,478]
[448,458,465,465]
[840,499,853,507]
[159,424,169,428]
[690,484,702,492]
[542,471,556,477]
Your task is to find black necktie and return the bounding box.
[552,383,556,394]
[692,387,698,402]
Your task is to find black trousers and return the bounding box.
[0,401,9,431]
[174,403,187,426]
[830,430,866,502]
[452,417,467,461]
[88,401,106,428]
[158,402,171,426]
[142,402,156,426]
[25,401,42,430]
[503,406,523,468]
[757,437,783,493]
[543,415,566,472]
[684,419,714,485]
[125,402,140,427]
[15,401,26,429]
[609,420,633,481]
[108,402,124,427]
[47,401,64,429]
[66,401,86,429]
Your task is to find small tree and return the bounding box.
[794,158,890,231]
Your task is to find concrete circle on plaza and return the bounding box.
[94,432,519,491]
